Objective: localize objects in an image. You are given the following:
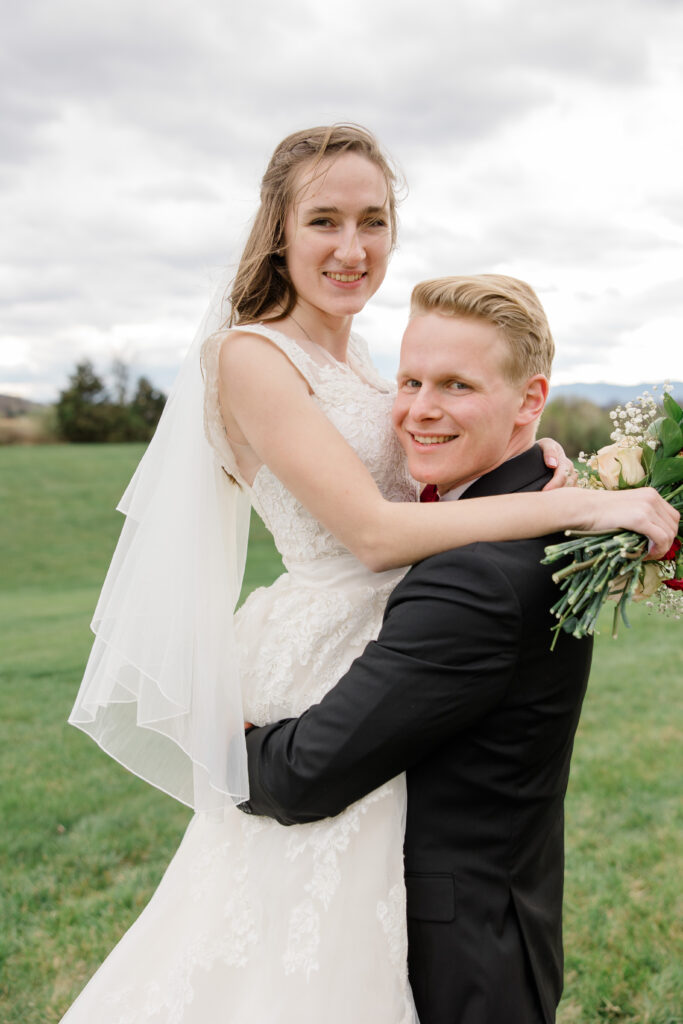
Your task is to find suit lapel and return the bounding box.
[460,444,552,501]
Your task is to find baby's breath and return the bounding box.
[608,391,660,446]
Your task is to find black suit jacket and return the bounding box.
[241,446,593,1024]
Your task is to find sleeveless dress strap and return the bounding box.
[201,330,243,481]
[202,323,338,481]
[229,323,325,389]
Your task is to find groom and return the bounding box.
[239,275,593,1024]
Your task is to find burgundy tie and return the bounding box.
[420,484,440,502]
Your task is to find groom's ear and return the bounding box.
[514,375,549,427]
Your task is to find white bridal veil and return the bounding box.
[69,284,253,811]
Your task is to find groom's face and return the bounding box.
[392,313,537,494]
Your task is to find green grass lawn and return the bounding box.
[1,445,681,1023]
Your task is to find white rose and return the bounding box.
[588,442,646,490]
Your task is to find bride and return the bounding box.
[63,125,675,1023]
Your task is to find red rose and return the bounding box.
[664,578,683,590]
[663,538,681,561]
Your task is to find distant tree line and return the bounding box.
[55,359,166,443]
[538,397,613,459]
[2,370,619,456]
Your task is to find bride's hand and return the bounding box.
[574,487,679,560]
[537,437,578,490]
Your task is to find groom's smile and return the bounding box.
[408,432,458,447]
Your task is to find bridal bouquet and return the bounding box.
[543,386,683,647]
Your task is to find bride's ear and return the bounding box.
[515,375,549,426]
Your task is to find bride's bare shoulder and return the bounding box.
[217,326,312,398]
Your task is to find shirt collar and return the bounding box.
[439,478,480,501]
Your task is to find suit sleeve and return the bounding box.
[241,547,521,824]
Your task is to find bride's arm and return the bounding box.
[219,335,679,570]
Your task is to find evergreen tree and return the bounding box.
[55,361,166,443]
[129,377,166,438]
[55,361,113,442]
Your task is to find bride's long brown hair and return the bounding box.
[228,124,402,327]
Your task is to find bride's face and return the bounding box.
[284,152,392,323]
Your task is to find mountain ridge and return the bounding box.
[0,394,44,417]
[548,381,682,407]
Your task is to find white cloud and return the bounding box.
[1,0,682,400]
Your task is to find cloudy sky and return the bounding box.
[2,0,682,402]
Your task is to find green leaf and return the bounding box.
[651,456,683,489]
[663,392,683,424]
[658,417,683,457]
[646,419,663,457]
[641,443,655,473]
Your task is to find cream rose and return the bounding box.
[608,562,665,602]
[589,442,646,490]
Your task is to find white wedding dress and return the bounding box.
[61,325,419,1024]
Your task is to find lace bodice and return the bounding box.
[203,324,417,564]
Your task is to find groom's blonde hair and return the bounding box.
[410,275,554,383]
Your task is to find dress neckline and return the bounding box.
[237,322,391,394]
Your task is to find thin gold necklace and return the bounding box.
[288,311,350,367]
[288,312,314,344]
